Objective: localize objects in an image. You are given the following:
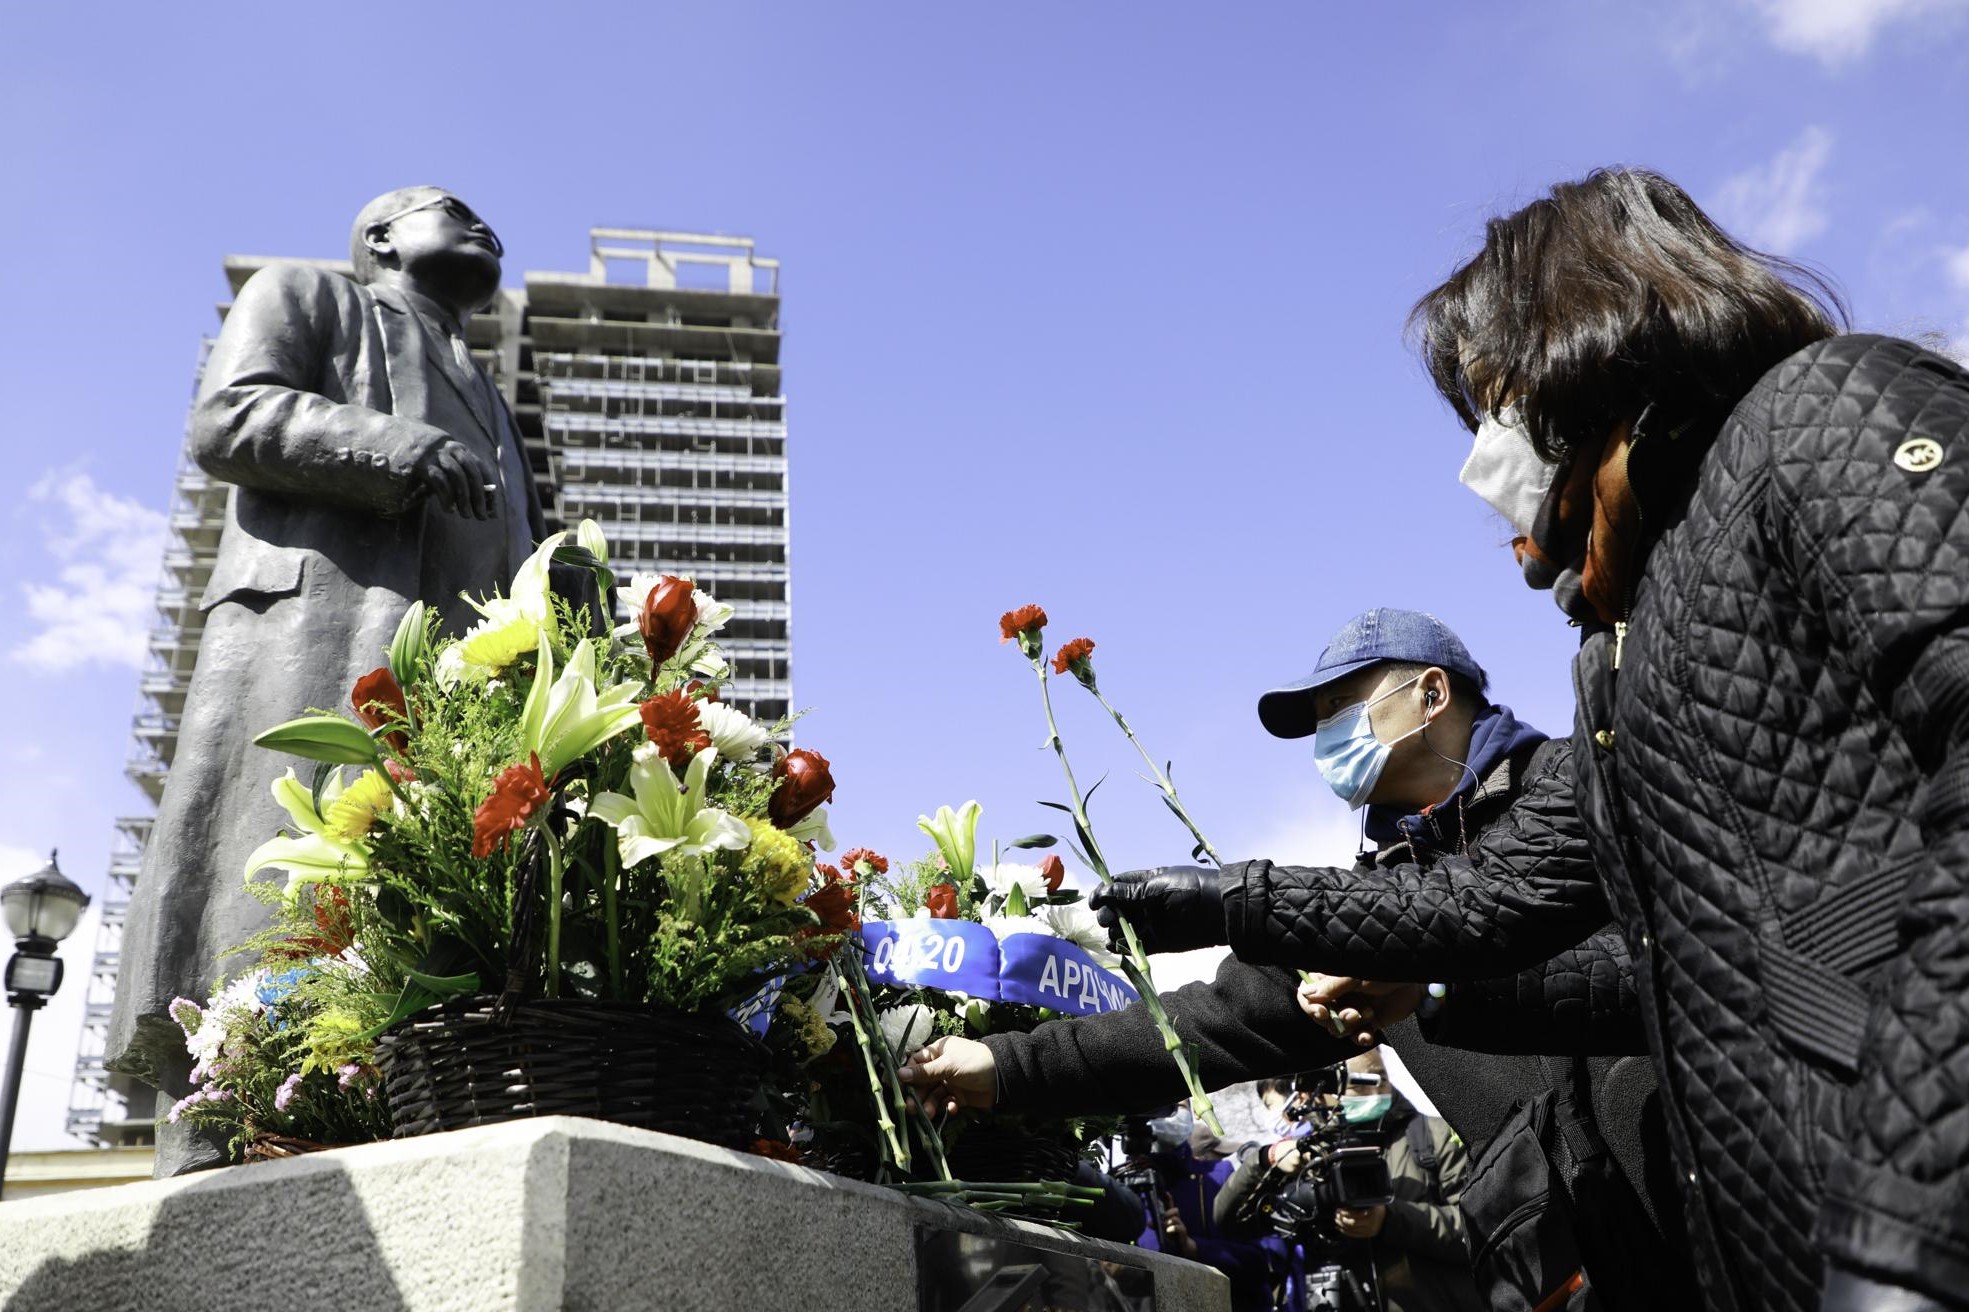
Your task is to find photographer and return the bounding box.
[1114,1105,1282,1312]
[1217,1056,1480,1312]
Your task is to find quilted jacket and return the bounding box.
[1222,335,1969,1311]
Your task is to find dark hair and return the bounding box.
[1410,168,1847,460]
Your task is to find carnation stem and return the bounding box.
[1088,688,1221,866]
[602,837,622,999]
[543,825,564,999]
[1026,652,1225,1137]
[830,956,910,1171]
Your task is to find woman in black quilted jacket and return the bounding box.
[1087,170,1969,1312]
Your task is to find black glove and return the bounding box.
[1088,866,1229,955]
[1821,1267,1957,1312]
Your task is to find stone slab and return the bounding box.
[0,1117,1229,1312]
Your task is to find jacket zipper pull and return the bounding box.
[1613,620,1628,671]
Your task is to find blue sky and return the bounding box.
[2,0,1966,1147]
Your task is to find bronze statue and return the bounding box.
[108,187,546,1174]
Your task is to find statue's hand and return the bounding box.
[413,438,498,520]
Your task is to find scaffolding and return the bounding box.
[66,388,223,1143]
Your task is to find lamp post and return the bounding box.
[0,851,89,1199]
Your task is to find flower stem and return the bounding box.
[1090,688,1221,866]
[830,956,910,1171]
[603,837,622,999]
[543,826,564,999]
[1026,654,1224,1137]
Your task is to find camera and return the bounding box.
[1231,1066,1396,1312]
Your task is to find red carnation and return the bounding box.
[473,753,550,859]
[998,604,1048,644]
[801,867,861,958]
[842,848,889,880]
[769,749,835,828]
[924,883,960,919]
[639,576,698,666]
[351,667,409,753]
[1038,853,1066,894]
[1051,637,1097,681]
[640,689,711,769]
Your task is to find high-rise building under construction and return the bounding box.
[66,229,789,1144]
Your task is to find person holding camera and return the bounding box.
[1216,1055,1481,1312]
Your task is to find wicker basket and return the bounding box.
[944,1117,1086,1184]
[375,996,769,1150]
[242,1134,343,1163]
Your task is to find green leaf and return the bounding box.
[309,760,337,817]
[355,982,442,1040]
[552,543,617,601]
[254,715,384,766]
[1036,800,1073,814]
[1006,834,1058,849]
[404,969,480,998]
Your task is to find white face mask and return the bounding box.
[1458,406,1559,537]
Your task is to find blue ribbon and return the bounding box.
[859,920,1138,1017]
[727,973,787,1037]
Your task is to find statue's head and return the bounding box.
[350,186,503,312]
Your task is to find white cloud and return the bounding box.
[1945,242,1969,294]
[1749,0,1969,65]
[1711,126,1834,255]
[13,471,169,673]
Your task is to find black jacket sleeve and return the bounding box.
[1777,337,1969,1300]
[1222,739,1610,980]
[1422,929,1647,1056]
[980,955,1352,1119]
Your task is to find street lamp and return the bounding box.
[0,851,89,1198]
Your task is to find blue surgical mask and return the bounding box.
[1458,406,1559,537]
[1314,675,1426,808]
[1339,1093,1393,1125]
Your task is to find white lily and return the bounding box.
[244,769,371,893]
[697,701,771,762]
[590,744,751,868]
[575,518,611,572]
[786,805,836,852]
[916,801,982,880]
[518,632,644,778]
[452,531,567,678]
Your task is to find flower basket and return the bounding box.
[375,996,770,1150]
[242,1134,346,1163]
[943,1116,1086,1185]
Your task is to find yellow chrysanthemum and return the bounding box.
[322,769,394,842]
[456,603,541,674]
[740,817,811,907]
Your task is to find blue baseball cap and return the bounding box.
[1257,608,1488,739]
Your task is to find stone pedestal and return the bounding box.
[0,1118,1229,1312]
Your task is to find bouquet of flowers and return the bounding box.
[175,522,851,1160]
[777,807,1127,1218]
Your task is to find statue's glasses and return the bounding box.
[376,195,504,258]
